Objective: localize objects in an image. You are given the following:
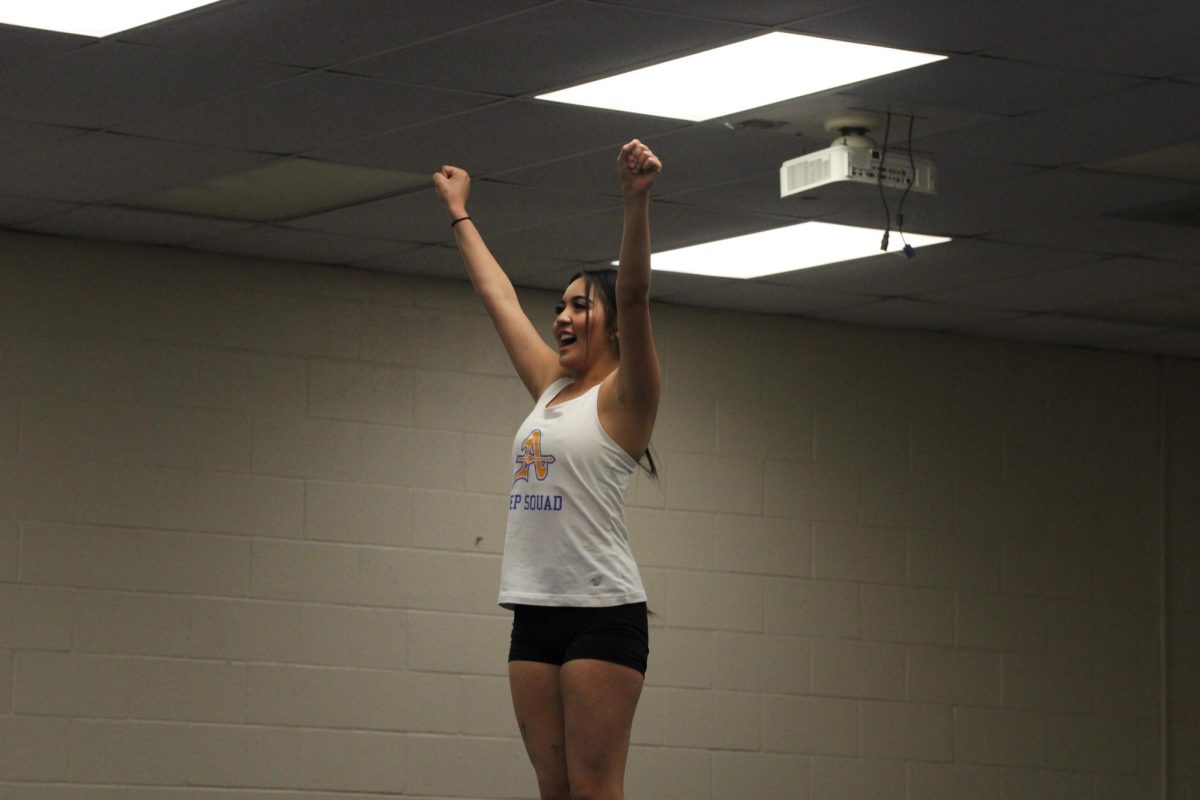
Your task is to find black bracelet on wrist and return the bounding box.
[450,215,471,227]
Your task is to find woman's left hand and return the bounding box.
[618,139,662,197]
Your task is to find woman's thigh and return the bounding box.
[560,658,644,795]
[509,660,569,799]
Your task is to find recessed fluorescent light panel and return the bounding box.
[639,222,950,279]
[537,32,945,121]
[0,0,221,37]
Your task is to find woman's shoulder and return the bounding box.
[536,375,575,404]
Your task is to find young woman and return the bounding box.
[433,139,662,800]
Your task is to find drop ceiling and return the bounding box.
[1,0,1198,357]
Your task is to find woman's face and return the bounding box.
[553,276,611,369]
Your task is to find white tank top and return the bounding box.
[498,377,646,608]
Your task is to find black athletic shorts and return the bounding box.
[508,602,649,675]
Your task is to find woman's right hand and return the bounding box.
[433,165,470,220]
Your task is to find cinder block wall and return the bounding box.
[1167,360,1200,800]
[0,230,1194,799]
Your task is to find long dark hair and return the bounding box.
[571,268,659,480]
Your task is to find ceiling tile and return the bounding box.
[786,0,1168,54]
[0,118,87,156]
[1063,288,1200,327]
[641,203,799,254]
[655,279,878,315]
[647,125,1033,224]
[509,261,591,289]
[1148,244,1200,265]
[192,226,408,265]
[353,244,578,288]
[810,298,1019,329]
[496,125,810,200]
[919,256,1200,312]
[1110,329,1200,359]
[482,207,623,263]
[506,264,593,295]
[352,245,588,298]
[0,195,77,226]
[286,190,450,245]
[989,215,1200,257]
[955,314,1170,350]
[0,133,274,203]
[844,55,1141,117]
[124,159,431,222]
[695,168,847,219]
[987,4,1200,78]
[16,206,253,247]
[480,200,781,263]
[786,0,1024,53]
[1090,144,1200,183]
[658,171,832,220]
[768,239,1100,295]
[592,0,869,26]
[708,153,1035,238]
[123,0,548,68]
[344,0,755,95]
[724,89,1000,145]
[0,0,1196,360]
[0,41,302,128]
[489,147,620,198]
[820,166,1200,239]
[645,271,740,300]
[288,181,618,245]
[118,73,497,153]
[913,81,1200,167]
[0,24,91,74]
[1110,195,1200,234]
[310,100,685,175]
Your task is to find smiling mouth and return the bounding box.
[559,334,578,348]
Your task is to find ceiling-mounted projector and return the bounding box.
[780,114,937,198]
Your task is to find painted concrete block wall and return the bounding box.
[0,230,1194,799]
[1167,360,1200,800]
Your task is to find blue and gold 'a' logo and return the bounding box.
[513,429,556,483]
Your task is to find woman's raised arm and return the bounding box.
[433,166,564,399]
[604,140,663,455]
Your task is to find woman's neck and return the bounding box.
[570,354,619,389]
